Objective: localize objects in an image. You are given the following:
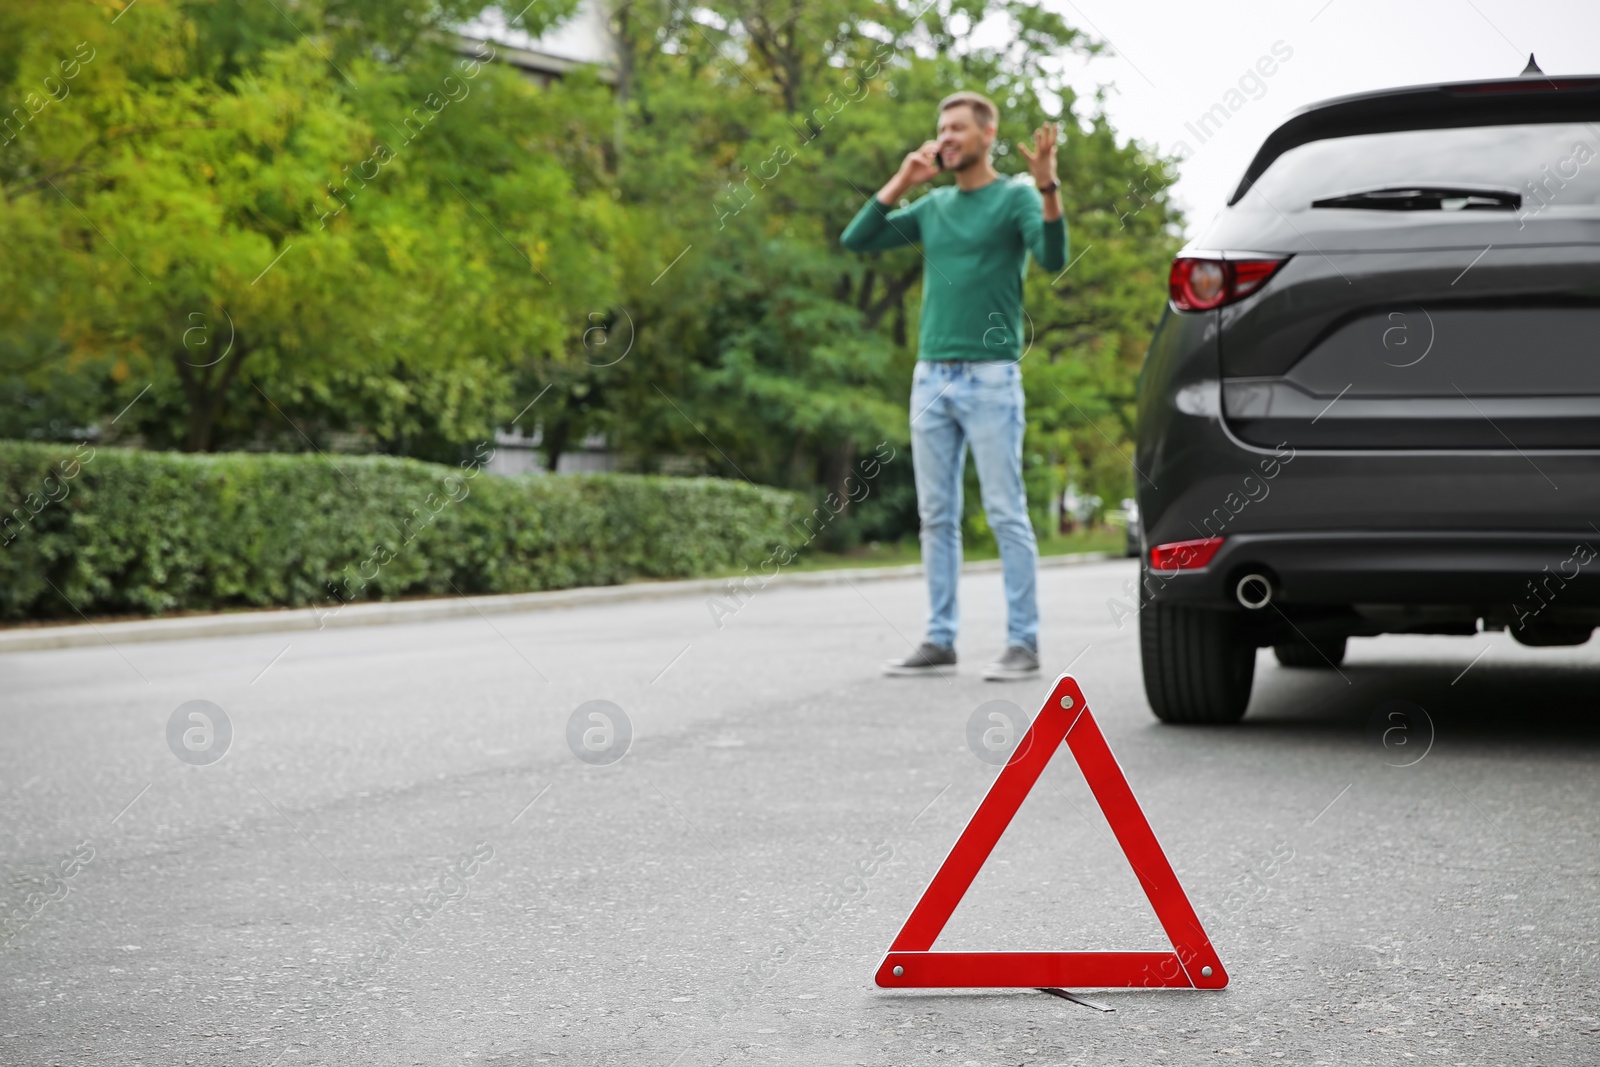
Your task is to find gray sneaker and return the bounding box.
[982,645,1039,681]
[883,641,957,677]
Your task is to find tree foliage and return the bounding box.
[0,0,1183,544]
[1,0,612,458]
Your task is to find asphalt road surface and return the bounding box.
[3,558,1597,1066]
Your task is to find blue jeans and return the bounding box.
[909,359,1039,652]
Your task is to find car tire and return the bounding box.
[1139,600,1256,724]
[1272,637,1347,669]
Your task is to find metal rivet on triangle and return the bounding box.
[893,966,904,977]
[1060,695,1074,709]
[1201,966,1213,977]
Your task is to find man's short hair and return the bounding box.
[938,91,998,130]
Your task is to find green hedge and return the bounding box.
[0,441,805,621]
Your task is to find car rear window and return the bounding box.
[1244,122,1600,210]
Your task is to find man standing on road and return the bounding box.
[841,91,1067,682]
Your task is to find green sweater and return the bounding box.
[840,176,1068,362]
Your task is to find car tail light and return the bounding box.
[1168,256,1288,311]
[1150,537,1225,572]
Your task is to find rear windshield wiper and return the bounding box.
[1311,186,1522,211]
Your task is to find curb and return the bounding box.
[0,552,1119,653]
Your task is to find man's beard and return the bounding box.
[948,148,984,172]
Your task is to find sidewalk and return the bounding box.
[0,552,1116,653]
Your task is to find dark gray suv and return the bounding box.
[1134,69,1600,723]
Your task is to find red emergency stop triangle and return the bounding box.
[875,673,1228,990]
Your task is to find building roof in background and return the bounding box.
[457,1,616,81]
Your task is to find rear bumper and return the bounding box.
[1147,530,1600,612]
[1135,305,1600,632]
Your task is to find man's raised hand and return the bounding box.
[1018,124,1059,190]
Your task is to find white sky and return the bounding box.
[1047,0,1600,234]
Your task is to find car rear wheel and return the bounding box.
[1140,600,1255,724]
[1273,636,1347,668]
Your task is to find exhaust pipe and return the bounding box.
[1236,573,1273,610]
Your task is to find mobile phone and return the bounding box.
[935,152,944,171]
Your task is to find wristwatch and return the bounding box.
[1036,179,1060,194]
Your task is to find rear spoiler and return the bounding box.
[1229,76,1600,205]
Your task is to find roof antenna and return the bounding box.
[1521,53,1544,76]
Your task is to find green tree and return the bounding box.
[0,0,615,459]
[2,0,1183,549]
